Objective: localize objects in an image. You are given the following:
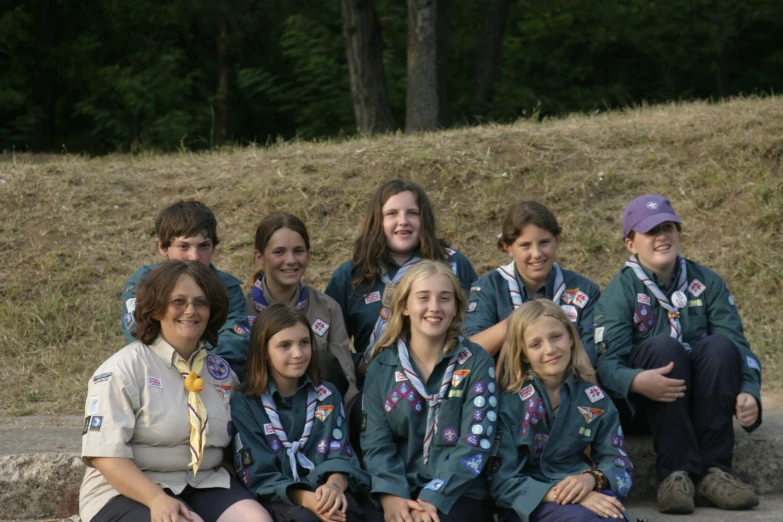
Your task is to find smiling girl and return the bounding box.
[361,261,496,522]
[230,304,368,522]
[464,201,600,364]
[247,213,358,407]
[491,300,633,522]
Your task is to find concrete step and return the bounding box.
[2,413,782,519]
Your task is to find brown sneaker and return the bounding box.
[696,467,759,510]
[657,471,695,514]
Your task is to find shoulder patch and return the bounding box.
[688,279,706,297]
[92,372,112,384]
[585,385,605,403]
[637,293,650,305]
[125,298,136,313]
[457,348,473,365]
[365,291,381,304]
[311,318,330,337]
[206,354,231,380]
[746,356,760,372]
[467,300,478,313]
[519,384,535,401]
[234,324,250,335]
[315,384,332,401]
[561,304,578,322]
[594,326,605,343]
[573,290,589,309]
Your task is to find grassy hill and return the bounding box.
[2,96,782,415]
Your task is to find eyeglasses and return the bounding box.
[168,298,211,311]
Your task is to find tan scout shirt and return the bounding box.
[79,337,238,522]
[245,279,359,405]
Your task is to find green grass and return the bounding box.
[2,96,783,415]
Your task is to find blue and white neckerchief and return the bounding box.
[496,262,566,309]
[397,338,459,464]
[261,386,318,482]
[364,257,422,352]
[626,255,688,346]
[252,275,308,314]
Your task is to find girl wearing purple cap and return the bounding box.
[594,194,761,514]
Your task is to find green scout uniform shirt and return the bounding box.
[121,263,251,365]
[325,249,478,356]
[245,275,359,407]
[595,257,762,423]
[463,266,600,365]
[230,378,369,505]
[491,376,633,521]
[361,339,496,514]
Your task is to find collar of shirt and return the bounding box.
[527,371,578,398]
[514,264,555,301]
[375,336,450,376]
[258,273,303,307]
[386,246,423,273]
[147,335,206,367]
[266,374,314,404]
[636,255,683,292]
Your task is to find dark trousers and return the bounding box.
[263,492,363,522]
[362,494,493,522]
[507,491,631,522]
[622,334,741,480]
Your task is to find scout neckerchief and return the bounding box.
[365,256,422,352]
[252,275,308,312]
[176,348,209,475]
[626,255,688,345]
[261,385,318,481]
[496,261,566,309]
[397,337,459,464]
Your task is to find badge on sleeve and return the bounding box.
[88,397,100,414]
[89,416,103,431]
[206,354,230,380]
[594,327,605,343]
[264,423,275,435]
[395,371,408,382]
[123,312,135,329]
[82,416,91,435]
[311,318,330,337]
[519,384,535,401]
[460,453,485,476]
[365,291,381,304]
[585,386,605,403]
[688,279,706,297]
[424,478,445,491]
[451,370,470,387]
[561,304,578,323]
[125,298,136,313]
[315,385,332,401]
[746,356,760,372]
[573,291,589,309]
[467,301,478,313]
[637,293,651,305]
[316,405,334,422]
[578,406,604,424]
[234,324,250,335]
[457,348,473,365]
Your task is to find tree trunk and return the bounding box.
[31,0,58,150]
[435,0,452,126]
[406,0,438,132]
[214,20,232,146]
[341,0,395,133]
[470,0,510,122]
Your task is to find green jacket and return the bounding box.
[491,376,633,522]
[595,257,762,427]
[230,378,369,504]
[121,263,251,365]
[361,338,496,514]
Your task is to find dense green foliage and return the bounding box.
[2,0,782,153]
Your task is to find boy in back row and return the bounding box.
[596,195,761,514]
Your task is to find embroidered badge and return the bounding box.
[561,304,578,322]
[472,409,485,422]
[144,376,161,389]
[578,406,604,424]
[470,286,481,292]
[637,293,651,305]
[466,434,479,447]
[442,427,458,444]
[234,324,250,335]
[316,405,334,422]
[379,307,391,320]
[457,348,473,365]
[594,327,605,343]
[585,386,605,403]
[88,397,100,414]
[519,384,535,401]
[487,410,497,422]
[688,299,703,307]
[688,279,706,297]
[89,416,103,431]
[361,413,367,431]
[728,294,735,306]
[471,424,484,435]
[488,382,496,394]
[330,440,342,451]
[467,301,478,313]
[241,449,253,466]
[448,390,463,398]
[311,318,330,337]
[315,385,332,401]
[424,478,445,491]
[92,372,112,384]
[213,384,232,400]
[562,289,578,304]
[234,433,243,452]
[460,453,485,476]
[233,453,242,471]
[206,354,230,381]
[489,396,498,408]
[747,356,760,372]
[451,369,471,387]
[125,297,136,313]
[474,396,486,408]
[488,367,496,379]
[634,304,657,333]
[239,468,250,486]
[395,371,408,382]
[264,423,275,435]
[365,291,381,304]
[82,416,90,435]
[123,312,135,329]
[336,415,344,428]
[480,439,492,450]
[269,438,283,453]
[227,420,233,437]
[333,428,343,440]
[578,427,592,437]
[533,433,549,458]
[573,290,589,309]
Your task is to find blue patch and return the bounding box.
[747,356,760,372]
[332,428,343,440]
[489,396,498,408]
[330,440,342,452]
[533,433,549,458]
[473,396,486,408]
[488,367,496,379]
[269,438,283,453]
[486,425,494,437]
[471,424,484,435]
[466,434,479,447]
[441,426,459,444]
[488,382,496,394]
[467,300,478,313]
[487,410,497,422]
[633,304,657,333]
[206,354,230,380]
[239,468,250,486]
[89,416,103,431]
[234,453,242,471]
[336,415,344,428]
[316,438,329,454]
[473,382,486,395]
[424,478,446,491]
[241,449,253,466]
[123,312,135,329]
[227,420,233,437]
[480,438,492,450]
[460,453,485,476]
[472,409,485,422]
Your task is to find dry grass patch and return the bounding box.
[1,96,782,415]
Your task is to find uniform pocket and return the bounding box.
[433,399,463,446]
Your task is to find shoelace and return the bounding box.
[660,472,693,496]
[706,468,752,490]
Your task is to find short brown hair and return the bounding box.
[243,303,321,395]
[133,261,228,346]
[155,200,220,249]
[497,201,562,251]
[351,179,450,292]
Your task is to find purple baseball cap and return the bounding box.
[622,194,681,238]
